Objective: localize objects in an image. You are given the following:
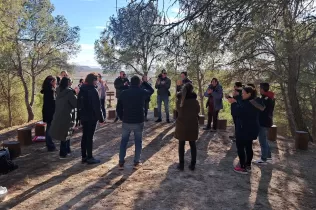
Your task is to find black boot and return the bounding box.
[177,162,184,171]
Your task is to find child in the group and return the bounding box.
[254,83,275,164]
[228,86,264,174]
[175,83,200,171]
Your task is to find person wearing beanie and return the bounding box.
[254,82,275,164]
[155,69,171,123]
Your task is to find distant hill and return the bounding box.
[74,65,102,73]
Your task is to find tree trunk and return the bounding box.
[7,73,12,127]
[30,75,36,107]
[196,63,204,115]
[280,82,296,137]
[19,74,34,122]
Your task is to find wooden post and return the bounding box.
[295,131,309,150]
[17,127,32,146]
[199,115,205,125]
[2,141,21,159]
[268,125,277,141]
[217,119,227,130]
[35,122,46,136]
[173,109,178,120]
[108,110,116,119]
[154,107,158,118]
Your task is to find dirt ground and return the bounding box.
[0,113,316,210]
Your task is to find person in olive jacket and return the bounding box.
[78,73,105,164]
[228,86,264,175]
[175,83,200,171]
[41,76,57,152]
[50,77,77,158]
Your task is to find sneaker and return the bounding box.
[113,118,119,123]
[233,166,248,175]
[86,157,101,164]
[210,129,217,132]
[229,135,235,139]
[133,162,142,170]
[59,155,68,159]
[203,127,211,130]
[177,164,184,171]
[155,118,162,123]
[267,157,272,161]
[118,163,124,170]
[254,159,268,165]
[246,165,252,172]
[166,119,171,123]
[48,148,57,152]
[144,117,149,122]
[188,164,195,171]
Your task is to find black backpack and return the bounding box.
[0,149,18,175]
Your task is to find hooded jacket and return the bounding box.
[259,91,275,127]
[78,84,104,123]
[49,87,77,141]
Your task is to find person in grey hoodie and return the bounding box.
[203,78,223,131]
[155,69,171,123]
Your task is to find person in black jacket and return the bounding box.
[229,82,243,140]
[78,73,105,164]
[41,76,57,152]
[116,76,154,170]
[254,83,275,164]
[155,69,171,123]
[140,75,154,121]
[228,86,264,174]
[114,71,130,122]
[176,71,192,93]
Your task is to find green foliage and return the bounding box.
[95,1,164,75]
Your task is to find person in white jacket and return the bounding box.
[97,74,109,119]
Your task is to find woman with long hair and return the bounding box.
[78,73,104,164]
[174,83,200,171]
[228,86,264,174]
[50,77,77,158]
[41,76,57,152]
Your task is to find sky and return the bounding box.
[51,0,179,67]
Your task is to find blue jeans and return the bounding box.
[119,123,144,164]
[157,95,170,119]
[258,127,272,161]
[60,140,71,157]
[45,123,56,151]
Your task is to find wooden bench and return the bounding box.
[35,122,46,136]
[107,91,115,108]
[295,131,308,150]
[268,125,277,141]
[217,119,227,130]
[17,127,32,146]
[199,115,205,125]
[2,141,21,159]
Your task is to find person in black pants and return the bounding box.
[229,82,243,140]
[78,73,105,164]
[140,75,154,121]
[228,86,264,174]
[174,83,200,171]
[41,76,57,152]
[114,71,130,122]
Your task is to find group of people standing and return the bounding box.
[41,71,107,164]
[40,69,275,175]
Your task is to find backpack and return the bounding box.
[0,149,18,175]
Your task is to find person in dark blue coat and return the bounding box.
[140,75,154,121]
[228,86,264,174]
[41,76,57,152]
[116,76,154,170]
[78,73,105,164]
